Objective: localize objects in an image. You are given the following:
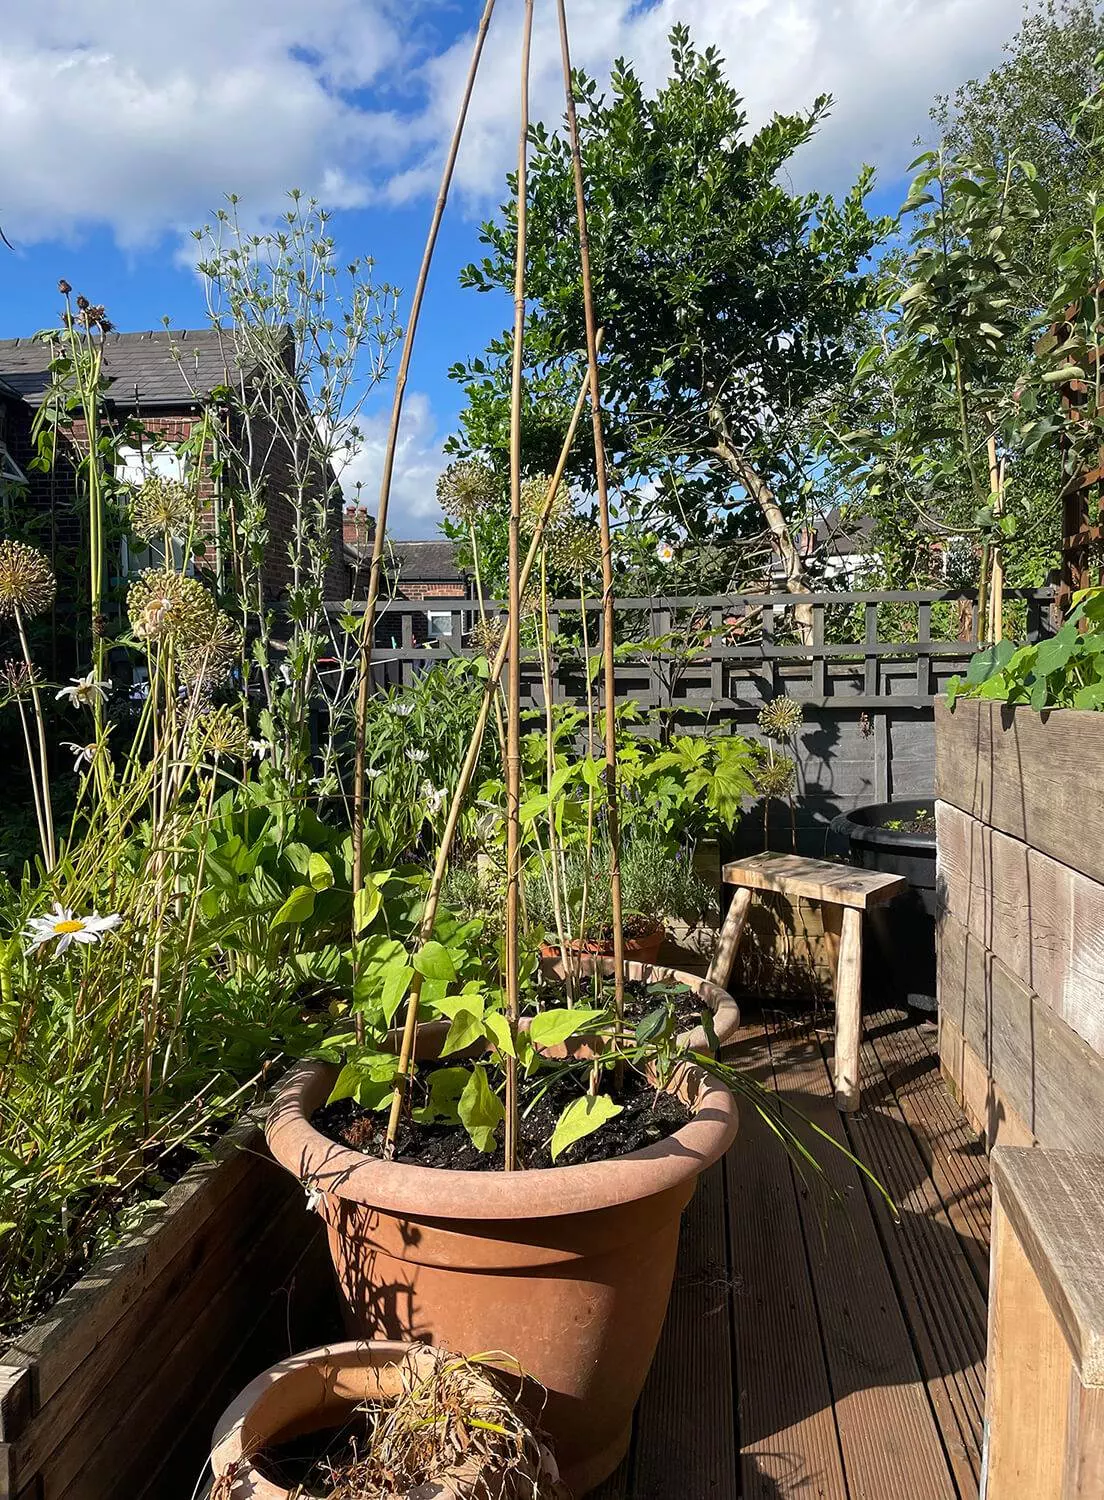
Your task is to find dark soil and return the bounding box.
[881,812,937,835]
[620,977,703,1031]
[312,1065,691,1172]
[254,1422,370,1495]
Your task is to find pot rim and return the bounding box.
[537,955,739,1054]
[210,1340,515,1500]
[266,1057,738,1222]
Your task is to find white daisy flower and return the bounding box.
[62,741,96,772]
[656,541,676,564]
[249,738,272,761]
[24,904,122,956]
[365,766,384,780]
[56,671,111,709]
[391,700,415,718]
[406,748,428,764]
[421,781,446,816]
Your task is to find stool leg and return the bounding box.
[834,906,863,1111]
[708,887,752,991]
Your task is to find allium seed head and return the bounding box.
[520,473,571,532]
[757,696,804,741]
[188,704,250,762]
[757,756,797,797]
[436,458,499,525]
[0,540,57,620]
[128,569,216,648]
[130,472,196,543]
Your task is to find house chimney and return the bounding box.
[343,502,374,549]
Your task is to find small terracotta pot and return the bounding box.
[209,1340,559,1499]
[538,954,740,1056]
[540,924,664,967]
[266,1064,738,1495]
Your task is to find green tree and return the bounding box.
[935,0,1104,296]
[447,26,889,629]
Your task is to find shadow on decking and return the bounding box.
[595,1002,990,1500]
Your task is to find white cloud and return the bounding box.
[0,0,1022,248]
[342,390,448,540]
[0,0,418,246]
[404,0,1019,207]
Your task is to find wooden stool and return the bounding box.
[709,852,906,1110]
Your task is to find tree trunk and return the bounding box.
[709,407,814,646]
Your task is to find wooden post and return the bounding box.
[984,1148,1104,1500]
[707,886,752,991]
[833,905,863,1111]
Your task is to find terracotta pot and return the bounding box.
[540,924,664,967]
[209,1340,560,1499]
[266,1065,738,1496]
[538,954,740,1056]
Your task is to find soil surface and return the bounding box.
[620,976,703,1031]
[312,1065,691,1172]
[254,1422,368,1495]
[880,811,936,835]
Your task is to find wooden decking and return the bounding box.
[595,1002,992,1500]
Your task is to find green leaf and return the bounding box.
[442,1006,488,1057]
[528,1007,607,1049]
[413,1067,469,1126]
[551,1094,623,1162]
[458,1066,504,1152]
[272,884,316,928]
[380,964,414,1025]
[484,1011,516,1058]
[327,1061,361,1104]
[308,852,334,891]
[353,883,382,935]
[413,940,457,983]
[964,640,1016,686]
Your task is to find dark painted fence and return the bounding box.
[330,586,1055,855]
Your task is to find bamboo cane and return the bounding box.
[555,0,626,1036]
[350,0,498,1045]
[503,0,535,1173]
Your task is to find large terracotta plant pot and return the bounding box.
[540,923,664,966]
[210,1340,560,1499]
[266,1065,738,1496]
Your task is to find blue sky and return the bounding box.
[0,0,1021,535]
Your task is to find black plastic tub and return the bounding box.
[829,799,937,1012]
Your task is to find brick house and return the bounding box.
[342,505,472,646]
[0,328,345,606]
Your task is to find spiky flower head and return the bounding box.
[437,458,499,525]
[469,614,505,658]
[757,756,797,798]
[128,568,216,647]
[188,704,250,763]
[0,657,40,702]
[546,515,599,576]
[757,696,804,742]
[0,540,57,620]
[130,472,196,544]
[178,609,240,690]
[520,473,571,533]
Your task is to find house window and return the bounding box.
[117,445,191,576]
[425,610,454,642]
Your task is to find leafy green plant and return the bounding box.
[947,588,1104,710]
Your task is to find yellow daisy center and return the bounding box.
[53,920,85,935]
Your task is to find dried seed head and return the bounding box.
[188,704,250,762]
[468,614,505,658]
[130,472,196,543]
[436,458,499,525]
[0,540,57,620]
[178,609,240,689]
[546,515,599,576]
[757,756,797,797]
[0,657,40,701]
[127,568,216,647]
[757,696,804,741]
[520,472,571,532]
[58,278,72,296]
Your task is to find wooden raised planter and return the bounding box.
[0,1111,336,1500]
[935,698,1104,1154]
